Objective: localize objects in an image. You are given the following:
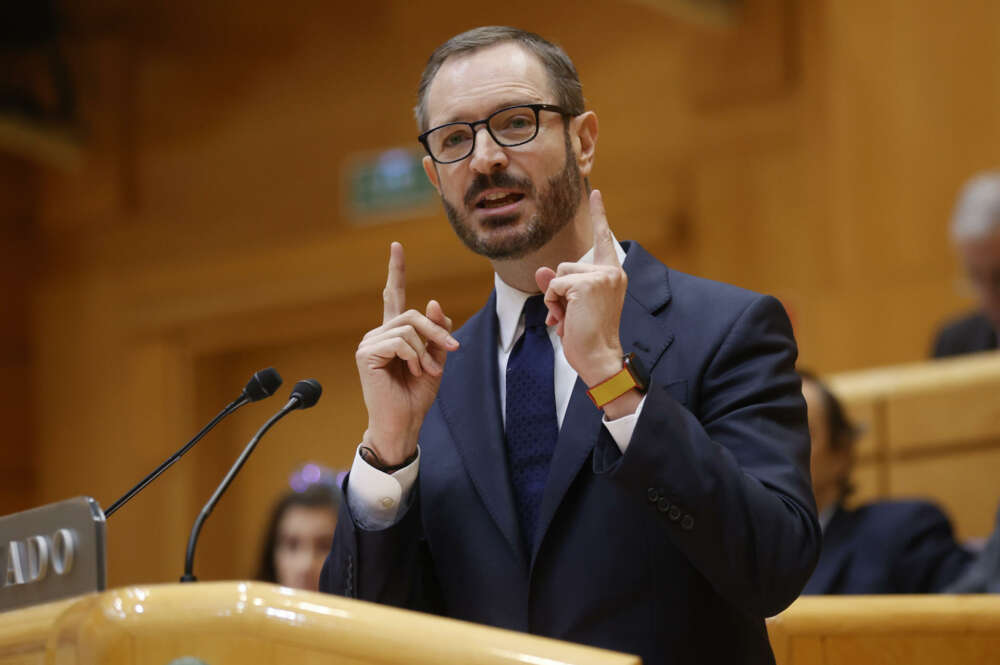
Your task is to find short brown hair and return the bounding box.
[415,26,585,131]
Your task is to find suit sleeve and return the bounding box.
[319,475,443,613]
[593,294,821,617]
[931,323,957,358]
[892,503,973,593]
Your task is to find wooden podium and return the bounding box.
[0,582,639,665]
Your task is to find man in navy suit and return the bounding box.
[320,26,820,664]
[799,373,972,594]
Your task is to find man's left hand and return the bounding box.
[535,189,628,391]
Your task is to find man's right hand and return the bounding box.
[355,242,459,466]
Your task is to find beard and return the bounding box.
[441,129,583,261]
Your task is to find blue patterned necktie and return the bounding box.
[505,294,559,550]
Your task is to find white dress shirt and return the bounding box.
[348,237,646,530]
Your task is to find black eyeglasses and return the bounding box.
[418,103,571,164]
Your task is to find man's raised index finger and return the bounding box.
[590,189,618,266]
[383,241,406,323]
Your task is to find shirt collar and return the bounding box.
[494,234,627,352]
[818,503,837,533]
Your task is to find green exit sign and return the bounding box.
[345,148,438,224]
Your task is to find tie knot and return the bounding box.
[522,295,549,330]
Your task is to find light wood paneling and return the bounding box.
[769,595,1000,665]
[890,449,1000,541]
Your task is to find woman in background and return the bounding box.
[256,464,341,591]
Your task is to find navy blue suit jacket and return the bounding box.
[931,311,997,358]
[320,242,820,665]
[802,501,972,595]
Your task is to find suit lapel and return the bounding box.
[531,242,674,564]
[435,292,526,564]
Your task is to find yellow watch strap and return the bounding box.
[587,366,639,408]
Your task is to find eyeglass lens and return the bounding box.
[426,106,539,163]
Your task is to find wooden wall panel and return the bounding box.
[0,155,38,516]
[820,0,1000,368]
[890,448,1000,540]
[887,382,1000,454]
[105,339,197,584]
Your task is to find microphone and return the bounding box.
[180,379,322,582]
[103,368,283,518]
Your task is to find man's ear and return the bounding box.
[573,111,599,178]
[422,155,442,194]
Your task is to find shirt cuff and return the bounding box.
[346,444,420,531]
[602,394,647,455]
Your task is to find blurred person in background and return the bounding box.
[257,464,341,591]
[933,172,1000,357]
[946,502,1000,593]
[800,372,973,594]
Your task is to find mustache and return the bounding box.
[463,172,535,208]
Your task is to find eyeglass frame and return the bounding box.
[417,103,573,165]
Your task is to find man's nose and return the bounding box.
[468,126,508,174]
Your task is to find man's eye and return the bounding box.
[442,131,470,147]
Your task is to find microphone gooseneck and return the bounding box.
[103,368,283,518]
[180,379,323,582]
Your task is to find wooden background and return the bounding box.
[2,0,999,586]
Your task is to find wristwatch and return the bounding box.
[586,352,649,408]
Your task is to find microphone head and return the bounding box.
[244,368,283,402]
[290,379,322,409]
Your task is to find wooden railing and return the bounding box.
[768,595,1000,665]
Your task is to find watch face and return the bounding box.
[624,352,650,392]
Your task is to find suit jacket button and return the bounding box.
[647,487,659,502]
[668,505,682,521]
[657,497,671,512]
[681,514,695,531]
